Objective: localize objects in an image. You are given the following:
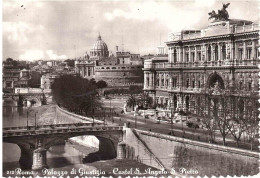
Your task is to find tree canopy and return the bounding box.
[51,75,101,115]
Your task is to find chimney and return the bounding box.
[116,46,119,52]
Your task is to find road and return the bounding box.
[99,97,258,151]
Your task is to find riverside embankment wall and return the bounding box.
[49,106,259,176]
[55,106,103,124]
[129,129,259,177]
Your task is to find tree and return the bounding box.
[96,80,108,89]
[89,78,97,86]
[64,59,75,67]
[213,92,230,146]
[51,75,101,115]
[197,95,217,143]
[232,91,259,149]
[126,94,138,111]
[129,85,143,94]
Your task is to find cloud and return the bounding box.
[19,49,67,61]
[104,1,213,32]
[3,21,44,45]
[19,50,45,61]
[46,50,67,60]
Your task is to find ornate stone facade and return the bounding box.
[144,18,259,116]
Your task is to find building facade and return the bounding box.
[75,34,144,86]
[144,15,259,117]
[3,60,30,93]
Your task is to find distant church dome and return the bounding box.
[90,34,109,58]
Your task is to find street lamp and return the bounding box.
[134,111,137,128]
[34,111,38,129]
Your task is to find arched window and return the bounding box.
[238,100,244,118]
[186,79,189,88]
[161,78,164,86]
[185,96,189,111]
[222,44,226,60]
[146,77,149,86]
[208,46,211,61]
[239,81,243,90]
[248,82,252,91]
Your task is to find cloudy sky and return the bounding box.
[3,0,259,61]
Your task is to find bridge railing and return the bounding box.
[3,125,124,137]
[3,122,105,131]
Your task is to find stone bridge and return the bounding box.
[3,93,51,106]
[3,123,125,170]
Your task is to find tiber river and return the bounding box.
[2,101,105,177]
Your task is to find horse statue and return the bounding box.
[208,10,218,20]
[208,3,230,21]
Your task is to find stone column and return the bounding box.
[212,44,215,61]
[230,42,234,60]
[235,42,239,60]
[164,73,166,87]
[252,40,256,59]
[218,43,222,61]
[117,142,126,159]
[188,46,191,62]
[159,73,161,87]
[144,72,147,88]
[151,72,154,87]
[86,67,89,76]
[204,44,207,62]
[32,148,48,170]
[169,47,172,63]
[183,48,186,63]
[178,47,181,63]
[194,46,197,62]
[18,144,33,170]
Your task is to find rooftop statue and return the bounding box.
[208,3,230,21]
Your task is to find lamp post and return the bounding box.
[170,102,174,134]
[134,111,137,128]
[109,97,112,121]
[34,111,38,129]
[26,110,29,130]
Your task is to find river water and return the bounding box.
[2,102,104,177]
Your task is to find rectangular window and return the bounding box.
[248,82,251,91]
[192,81,195,88]
[191,52,195,62]
[198,52,201,61]
[247,48,252,59]
[186,53,189,62]
[239,49,243,60]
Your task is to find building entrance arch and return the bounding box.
[207,72,225,89]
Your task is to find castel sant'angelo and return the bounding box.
[75,34,144,87]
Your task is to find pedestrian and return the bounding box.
[127,122,130,128]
